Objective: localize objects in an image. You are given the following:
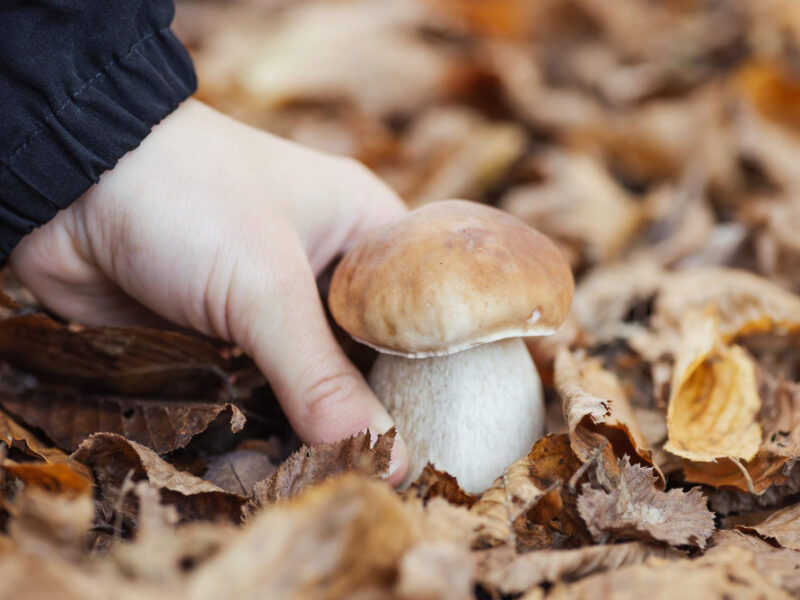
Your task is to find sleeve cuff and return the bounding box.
[0,26,197,259]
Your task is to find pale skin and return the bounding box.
[8,99,409,484]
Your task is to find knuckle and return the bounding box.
[300,369,363,423]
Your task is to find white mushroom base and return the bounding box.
[369,337,544,494]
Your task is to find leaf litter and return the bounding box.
[6,0,800,597]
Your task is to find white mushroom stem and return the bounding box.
[368,337,544,494]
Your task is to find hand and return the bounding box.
[9,99,409,483]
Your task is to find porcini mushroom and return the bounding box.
[329,200,573,493]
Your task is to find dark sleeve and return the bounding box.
[0,0,197,259]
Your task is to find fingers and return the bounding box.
[230,232,408,485]
[334,158,408,248]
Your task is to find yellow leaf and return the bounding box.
[665,311,761,462]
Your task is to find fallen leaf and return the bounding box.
[469,451,544,548]
[395,541,473,600]
[403,463,478,508]
[213,0,451,118]
[7,487,95,561]
[381,107,527,207]
[3,462,92,496]
[709,530,800,596]
[526,434,591,547]
[654,268,800,340]
[0,546,173,600]
[545,546,791,600]
[0,407,91,480]
[72,433,246,525]
[187,475,422,600]
[0,367,245,454]
[577,456,714,548]
[251,429,395,505]
[664,310,762,462]
[203,450,277,496]
[501,150,644,267]
[737,502,800,550]
[0,314,229,397]
[555,349,664,486]
[477,541,681,594]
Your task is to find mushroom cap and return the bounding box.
[329,199,574,358]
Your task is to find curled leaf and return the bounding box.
[555,349,663,486]
[737,503,800,550]
[404,463,478,507]
[72,433,246,524]
[665,311,762,462]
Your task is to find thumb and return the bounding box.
[231,231,408,484]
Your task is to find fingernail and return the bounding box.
[384,431,409,485]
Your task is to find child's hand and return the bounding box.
[9,99,409,483]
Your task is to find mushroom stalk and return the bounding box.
[369,337,544,493]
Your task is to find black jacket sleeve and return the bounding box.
[0,0,197,259]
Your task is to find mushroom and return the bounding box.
[329,200,573,493]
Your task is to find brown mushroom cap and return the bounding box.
[329,199,574,357]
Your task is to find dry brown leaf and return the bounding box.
[425,0,542,38]
[546,546,791,600]
[469,450,544,548]
[569,259,666,344]
[526,434,591,547]
[681,370,800,494]
[251,429,395,505]
[501,151,644,266]
[0,314,229,397]
[395,541,473,600]
[404,463,478,508]
[0,407,92,480]
[0,380,245,455]
[665,310,762,462]
[0,362,245,455]
[202,450,277,496]
[555,349,663,486]
[709,530,800,596]
[187,474,422,600]
[577,456,714,548]
[200,0,451,118]
[7,487,95,562]
[3,462,92,496]
[655,268,800,339]
[72,433,246,524]
[737,502,800,550]
[380,107,527,207]
[476,541,681,594]
[0,548,173,600]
